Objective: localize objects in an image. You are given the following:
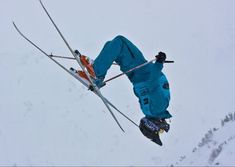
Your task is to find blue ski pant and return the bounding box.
[93,35,149,84]
[93,35,171,119]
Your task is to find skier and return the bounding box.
[75,35,172,146]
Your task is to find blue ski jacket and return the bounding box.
[132,62,171,119]
[93,35,172,119]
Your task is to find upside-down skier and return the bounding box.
[74,35,172,146]
[14,0,172,146]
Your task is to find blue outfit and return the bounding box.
[93,35,172,119]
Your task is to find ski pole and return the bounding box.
[50,54,119,66]
[104,57,174,84]
[50,54,76,60]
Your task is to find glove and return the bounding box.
[156,52,166,63]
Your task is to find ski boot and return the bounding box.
[79,54,96,79]
[70,54,105,89]
[139,117,170,146]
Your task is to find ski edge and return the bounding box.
[38,0,125,132]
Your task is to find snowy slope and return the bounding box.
[174,113,235,166]
[1,0,235,166]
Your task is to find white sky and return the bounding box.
[1,0,235,166]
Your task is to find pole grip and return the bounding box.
[164,60,174,63]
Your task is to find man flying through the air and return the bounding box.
[74,35,172,146]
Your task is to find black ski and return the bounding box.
[38,0,125,132]
[13,22,139,131]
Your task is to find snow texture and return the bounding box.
[173,112,235,166]
[1,0,235,166]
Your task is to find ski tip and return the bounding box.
[12,21,16,26]
[39,0,44,7]
[12,21,20,33]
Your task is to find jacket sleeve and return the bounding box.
[148,62,164,82]
[154,62,163,74]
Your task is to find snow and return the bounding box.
[1,0,235,166]
[174,113,235,166]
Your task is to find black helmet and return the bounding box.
[139,117,170,146]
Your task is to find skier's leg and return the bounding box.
[93,35,148,81]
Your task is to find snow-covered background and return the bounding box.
[174,113,235,166]
[1,0,235,166]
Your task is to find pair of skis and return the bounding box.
[13,0,139,132]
